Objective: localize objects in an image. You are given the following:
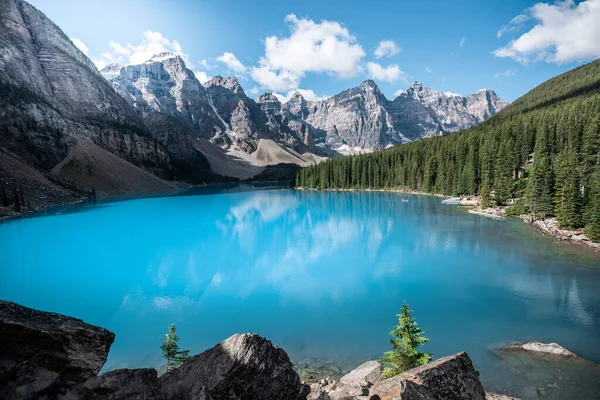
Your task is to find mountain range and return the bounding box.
[0,0,507,210]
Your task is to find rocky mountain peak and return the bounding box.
[206,75,243,94]
[257,92,281,104]
[146,52,178,63]
[359,79,382,94]
[99,63,123,79]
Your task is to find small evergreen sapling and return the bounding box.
[160,324,190,374]
[381,301,432,378]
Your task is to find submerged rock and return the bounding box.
[0,300,115,399]
[500,342,579,361]
[369,352,486,400]
[159,333,309,400]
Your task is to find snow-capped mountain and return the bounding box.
[1,0,508,197]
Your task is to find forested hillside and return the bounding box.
[295,60,600,242]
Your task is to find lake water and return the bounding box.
[1,185,599,398]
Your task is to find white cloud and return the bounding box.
[273,88,328,103]
[93,30,189,69]
[460,36,467,47]
[497,14,530,38]
[250,65,301,92]
[71,37,89,56]
[194,71,211,84]
[425,67,432,73]
[493,69,517,78]
[493,0,600,64]
[200,59,215,70]
[374,40,401,58]
[216,52,247,73]
[259,14,365,86]
[366,62,407,83]
[249,86,260,96]
[393,89,406,97]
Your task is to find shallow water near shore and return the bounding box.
[1,185,599,398]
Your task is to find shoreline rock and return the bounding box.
[1,300,521,400]
[0,300,115,399]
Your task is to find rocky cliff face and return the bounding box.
[0,0,172,178]
[393,82,508,137]
[257,81,507,154]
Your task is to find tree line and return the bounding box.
[295,60,600,243]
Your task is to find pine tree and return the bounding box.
[554,148,582,228]
[160,324,190,374]
[381,301,432,378]
[586,172,600,242]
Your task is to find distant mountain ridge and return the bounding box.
[0,0,507,213]
[102,56,507,157]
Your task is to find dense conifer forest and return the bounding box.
[295,60,600,242]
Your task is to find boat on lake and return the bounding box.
[442,197,462,204]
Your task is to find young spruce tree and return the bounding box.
[160,324,190,374]
[381,301,432,378]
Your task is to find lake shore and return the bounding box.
[296,187,600,251]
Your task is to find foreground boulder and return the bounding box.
[83,368,166,399]
[0,300,115,399]
[369,352,486,400]
[159,333,309,400]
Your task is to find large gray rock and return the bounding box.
[0,300,115,399]
[159,333,309,400]
[369,352,486,400]
[82,368,166,399]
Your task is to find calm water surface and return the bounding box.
[1,185,599,398]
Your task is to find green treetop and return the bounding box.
[160,323,190,374]
[381,301,432,378]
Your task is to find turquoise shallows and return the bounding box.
[1,185,599,396]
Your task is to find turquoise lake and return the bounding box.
[1,185,600,398]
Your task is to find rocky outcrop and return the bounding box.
[0,300,114,399]
[0,300,521,400]
[369,352,486,400]
[160,333,309,400]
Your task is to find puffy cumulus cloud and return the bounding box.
[493,69,517,78]
[250,65,301,92]
[460,36,467,47]
[272,88,328,103]
[93,30,190,69]
[366,62,407,83]
[216,52,247,73]
[261,14,365,81]
[493,0,600,64]
[71,37,89,55]
[374,40,401,59]
[194,71,211,84]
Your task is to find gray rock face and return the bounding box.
[258,81,507,153]
[0,0,173,182]
[0,300,115,399]
[83,368,165,400]
[369,352,486,400]
[393,82,508,137]
[159,333,309,400]
[101,54,227,157]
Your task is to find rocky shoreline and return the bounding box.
[297,187,600,251]
[1,300,520,400]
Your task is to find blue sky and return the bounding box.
[28,0,600,102]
